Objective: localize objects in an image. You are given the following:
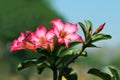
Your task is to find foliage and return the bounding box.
[88,67,120,80]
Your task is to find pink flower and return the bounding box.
[28,25,55,52]
[50,18,83,48]
[10,31,37,53]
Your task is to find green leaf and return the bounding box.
[88,68,111,80]
[52,43,65,56]
[63,67,78,80]
[92,34,112,42]
[87,43,100,48]
[17,59,37,71]
[86,33,92,44]
[69,41,82,48]
[78,22,88,40]
[85,20,93,33]
[60,55,76,62]
[69,73,78,80]
[37,56,47,63]
[78,20,93,43]
[56,54,76,67]
[57,41,81,56]
[109,67,120,80]
[80,51,88,57]
[37,63,47,74]
[36,48,51,57]
[63,48,79,55]
[63,67,72,78]
[63,67,73,74]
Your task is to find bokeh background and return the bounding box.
[0,0,120,80]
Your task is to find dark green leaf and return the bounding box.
[63,68,78,80]
[69,41,82,48]
[92,34,112,42]
[17,59,37,71]
[56,55,76,68]
[109,67,120,80]
[86,33,92,44]
[69,73,78,80]
[63,67,73,79]
[37,63,47,74]
[85,20,93,33]
[37,56,47,63]
[78,22,88,40]
[87,43,100,48]
[36,48,51,56]
[78,21,93,44]
[51,43,66,57]
[88,68,111,80]
[63,67,73,74]
[36,47,45,53]
[60,55,76,62]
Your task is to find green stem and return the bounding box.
[53,68,57,80]
[65,45,86,66]
[58,45,86,80]
[58,63,64,80]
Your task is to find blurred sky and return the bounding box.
[50,0,120,46]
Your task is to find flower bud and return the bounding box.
[93,23,105,35]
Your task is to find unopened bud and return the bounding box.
[93,23,105,35]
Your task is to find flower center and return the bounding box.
[59,31,67,38]
[39,37,47,44]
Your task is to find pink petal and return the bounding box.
[64,39,69,48]
[46,28,55,40]
[66,34,83,42]
[10,40,23,52]
[28,33,39,45]
[17,33,25,42]
[35,25,47,38]
[50,18,64,31]
[53,26,60,38]
[64,22,78,34]
[57,38,69,48]
[57,38,64,43]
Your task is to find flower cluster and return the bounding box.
[10,18,83,53]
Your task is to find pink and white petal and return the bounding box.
[10,40,23,52]
[66,34,83,42]
[46,32,55,40]
[10,47,22,53]
[10,40,18,48]
[35,25,47,38]
[46,28,55,40]
[28,33,39,45]
[50,18,64,31]
[64,39,69,48]
[64,22,78,34]
[53,26,60,38]
[57,38,64,43]
[17,33,25,42]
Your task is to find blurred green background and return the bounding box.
[0,0,120,80]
